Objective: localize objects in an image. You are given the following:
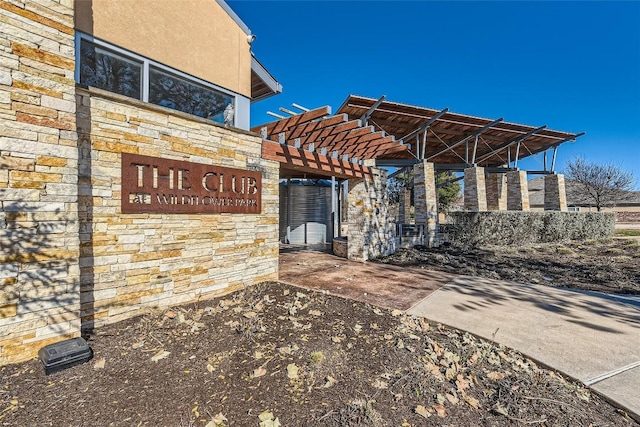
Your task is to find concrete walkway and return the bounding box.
[407,276,640,420]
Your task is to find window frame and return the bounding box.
[75,32,243,127]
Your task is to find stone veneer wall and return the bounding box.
[0,0,80,364]
[347,168,395,261]
[76,87,279,331]
[464,167,487,211]
[413,161,438,247]
[507,170,530,211]
[398,188,411,223]
[486,173,507,211]
[544,174,568,212]
[0,0,279,365]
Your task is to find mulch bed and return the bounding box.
[377,238,640,295]
[1,282,636,426]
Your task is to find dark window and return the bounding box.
[80,39,142,99]
[148,67,233,124]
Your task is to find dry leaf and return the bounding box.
[332,336,343,343]
[278,345,293,355]
[446,393,459,405]
[151,350,170,362]
[494,404,509,416]
[445,367,457,380]
[391,309,403,317]
[487,371,506,381]
[132,341,145,349]
[464,395,480,409]
[258,410,274,422]
[576,388,591,402]
[309,310,322,316]
[467,352,479,366]
[258,410,281,427]
[243,311,257,319]
[206,363,215,373]
[324,375,337,388]
[415,405,431,419]
[455,374,470,392]
[287,363,299,379]
[253,367,267,378]
[434,404,447,418]
[353,324,362,334]
[372,379,388,389]
[93,358,105,370]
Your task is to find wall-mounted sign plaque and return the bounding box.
[121,153,262,214]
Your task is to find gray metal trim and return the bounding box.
[215,0,252,35]
[360,95,386,125]
[426,118,504,161]
[251,55,283,101]
[476,125,547,164]
[400,107,449,144]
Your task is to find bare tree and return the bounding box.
[564,157,636,211]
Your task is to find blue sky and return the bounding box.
[230,1,640,188]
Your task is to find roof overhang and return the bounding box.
[255,95,583,179]
[251,54,282,102]
[337,95,584,168]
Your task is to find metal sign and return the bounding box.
[121,153,261,214]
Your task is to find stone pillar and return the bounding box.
[544,174,568,212]
[398,188,411,223]
[0,0,80,365]
[347,169,395,261]
[413,161,438,247]
[507,171,530,211]
[464,167,487,211]
[486,173,508,211]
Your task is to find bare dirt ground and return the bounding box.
[1,282,637,427]
[377,238,640,295]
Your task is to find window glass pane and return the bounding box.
[80,39,142,99]
[148,66,234,124]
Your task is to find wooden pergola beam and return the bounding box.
[262,140,371,179]
[300,119,362,147]
[252,106,331,136]
[289,113,348,140]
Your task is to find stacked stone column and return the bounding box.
[413,161,438,247]
[347,169,395,261]
[544,174,568,211]
[464,167,487,211]
[0,0,80,364]
[486,173,507,211]
[507,171,530,211]
[398,188,411,223]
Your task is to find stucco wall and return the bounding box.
[0,0,81,365]
[76,87,279,331]
[75,0,252,98]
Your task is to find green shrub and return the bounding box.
[447,212,615,247]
